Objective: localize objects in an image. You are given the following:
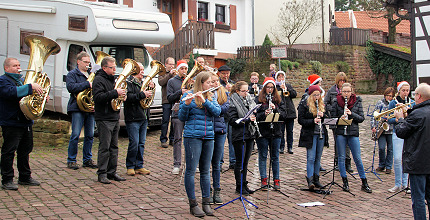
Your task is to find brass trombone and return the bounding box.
[373,101,415,121]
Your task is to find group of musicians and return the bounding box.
[2,54,430,219]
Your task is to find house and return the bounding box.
[84,0,253,67]
[334,10,411,47]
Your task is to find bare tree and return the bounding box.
[270,0,321,47]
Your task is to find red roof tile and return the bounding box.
[335,11,410,34]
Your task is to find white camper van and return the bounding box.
[0,0,174,126]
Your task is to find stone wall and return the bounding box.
[0,119,71,148]
[369,30,411,47]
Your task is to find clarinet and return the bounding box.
[343,97,348,135]
[243,96,262,138]
[267,93,274,129]
[316,100,323,139]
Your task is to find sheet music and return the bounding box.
[264,112,280,122]
[235,104,262,124]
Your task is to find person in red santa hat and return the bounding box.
[301,74,325,101]
[254,77,287,190]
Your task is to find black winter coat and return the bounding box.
[276,83,297,119]
[123,76,150,122]
[93,69,120,121]
[324,85,340,118]
[395,100,430,174]
[255,98,287,138]
[297,97,329,148]
[167,75,184,118]
[228,103,255,143]
[330,95,365,136]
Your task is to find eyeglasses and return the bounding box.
[342,90,352,93]
[80,60,91,64]
[266,86,274,89]
[239,90,249,93]
[106,66,116,69]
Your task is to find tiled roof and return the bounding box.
[335,11,410,35]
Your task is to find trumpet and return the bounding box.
[373,101,415,121]
[252,83,259,96]
[280,80,290,97]
[181,85,221,101]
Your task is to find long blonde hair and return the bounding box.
[307,93,325,117]
[212,73,227,105]
[194,71,213,108]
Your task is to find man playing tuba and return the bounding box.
[65,51,97,170]
[0,58,43,190]
[93,56,126,184]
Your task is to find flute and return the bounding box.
[181,85,221,101]
[316,100,323,139]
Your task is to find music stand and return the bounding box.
[386,176,410,199]
[360,140,383,182]
[253,112,289,203]
[321,118,355,199]
[215,106,260,219]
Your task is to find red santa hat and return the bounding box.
[176,60,188,70]
[397,81,409,92]
[263,77,276,88]
[307,74,322,86]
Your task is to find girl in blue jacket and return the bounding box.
[178,71,221,217]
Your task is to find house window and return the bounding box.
[67,44,85,72]
[215,5,225,24]
[198,2,208,21]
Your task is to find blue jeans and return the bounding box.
[306,135,325,178]
[212,133,226,189]
[409,174,430,220]
[378,134,393,169]
[125,120,148,169]
[67,112,94,163]
[160,103,174,143]
[228,124,235,165]
[393,132,408,187]
[336,135,366,179]
[280,119,294,151]
[184,138,214,199]
[257,137,281,180]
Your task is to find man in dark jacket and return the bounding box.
[124,62,153,176]
[167,60,189,175]
[394,83,430,219]
[92,56,126,184]
[0,58,42,190]
[65,51,97,170]
[158,57,175,148]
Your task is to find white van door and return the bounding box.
[0,17,8,66]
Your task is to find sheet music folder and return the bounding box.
[323,118,353,126]
[265,113,280,122]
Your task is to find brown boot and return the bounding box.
[189,199,205,217]
[202,197,214,216]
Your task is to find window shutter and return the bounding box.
[230,5,236,30]
[188,0,197,20]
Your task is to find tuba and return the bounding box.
[111,59,140,111]
[181,60,205,90]
[140,60,166,109]
[76,51,110,112]
[19,35,61,120]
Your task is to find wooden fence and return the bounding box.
[330,28,370,46]
[153,21,214,62]
[237,45,345,63]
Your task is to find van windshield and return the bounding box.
[89,45,151,73]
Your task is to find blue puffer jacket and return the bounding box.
[213,92,229,134]
[178,91,221,139]
[66,67,91,114]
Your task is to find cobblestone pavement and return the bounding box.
[0,95,415,219]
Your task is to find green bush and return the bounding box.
[293,62,300,69]
[262,34,274,46]
[335,61,350,73]
[187,52,200,73]
[226,58,247,79]
[309,60,322,74]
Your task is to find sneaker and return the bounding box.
[135,168,150,175]
[385,169,392,174]
[274,179,281,190]
[67,162,79,170]
[82,159,98,169]
[388,185,401,193]
[127,169,136,176]
[288,149,294,154]
[196,167,200,173]
[402,186,411,194]
[2,181,18,190]
[376,167,385,172]
[279,149,284,154]
[172,167,180,175]
[18,177,40,186]
[161,142,168,148]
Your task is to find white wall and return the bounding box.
[254,0,335,46]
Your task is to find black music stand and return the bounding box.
[361,140,383,182]
[321,118,355,199]
[215,106,260,219]
[386,176,411,199]
[253,113,289,203]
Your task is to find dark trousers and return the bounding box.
[160,103,174,143]
[280,119,294,151]
[1,126,33,183]
[96,121,119,177]
[172,117,185,167]
[233,139,254,186]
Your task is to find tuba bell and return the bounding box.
[181,60,205,90]
[111,59,140,111]
[19,35,61,120]
[140,60,166,109]
[76,51,110,112]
